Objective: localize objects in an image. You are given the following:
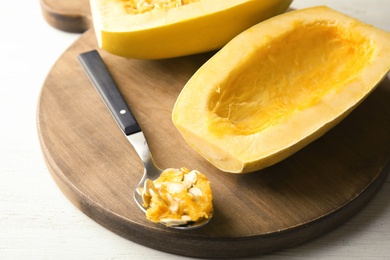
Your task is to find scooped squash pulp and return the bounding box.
[89,0,293,59]
[172,6,390,173]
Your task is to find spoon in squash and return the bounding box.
[78,50,212,230]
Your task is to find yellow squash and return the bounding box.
[172,6,390,173]
[89,0,293,59]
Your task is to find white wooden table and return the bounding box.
[1,0,389,259]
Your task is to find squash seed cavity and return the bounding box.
[122,0,200,14]
[207,22,374,136]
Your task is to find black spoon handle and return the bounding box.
[78,50,141,135]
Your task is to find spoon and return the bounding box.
[78,50,211,229]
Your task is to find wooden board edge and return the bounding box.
[39,0,91,33]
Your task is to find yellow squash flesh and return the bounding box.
[172,6,390,174]
[89,0,293,59]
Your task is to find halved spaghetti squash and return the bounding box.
[89,0,293,59]
[172,6,390,173]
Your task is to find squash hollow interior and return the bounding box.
[120,0,200,14]
[207,21,374,136]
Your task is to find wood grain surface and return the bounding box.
[38,0,390,258]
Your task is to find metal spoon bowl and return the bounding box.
[78,50,212,230]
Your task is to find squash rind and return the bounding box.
[172,6,390,173]
[89,0,293,59]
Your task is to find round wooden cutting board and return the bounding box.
[38,0,390,258]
